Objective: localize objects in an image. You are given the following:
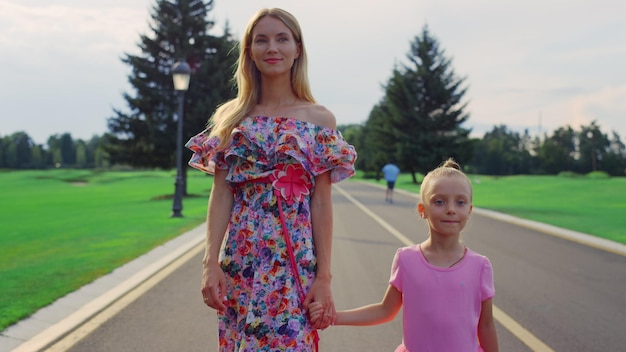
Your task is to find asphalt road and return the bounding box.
[52,181,626,352]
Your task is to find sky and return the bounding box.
[1,0,626,145]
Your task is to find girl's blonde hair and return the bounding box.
[208,8,316,149]
[420,158,472,202]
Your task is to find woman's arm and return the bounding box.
[201,168,233,312]
[478,298,499,352]
[304,171,334,328]
[334,285,403,326]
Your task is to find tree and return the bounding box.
[105,0,237,169]
[537,126,576,174]
[603,131,626,176]
[5,132,34,169]
[379,25,472,182]
[471,125,534,175]
[359,101,399,177]
[30,144,45,169]
[75,140,87,168]
[577,121,610,173]
[47,133,75,167]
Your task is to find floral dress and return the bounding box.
[186,116,357,351]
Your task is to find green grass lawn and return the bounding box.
[0,169,211,330]
[1,169,624,331]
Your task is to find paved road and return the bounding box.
[38,181,626,351]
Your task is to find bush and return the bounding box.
[586,171,610,179]
[557,171,581,178]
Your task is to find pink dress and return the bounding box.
[389,245,495,352]
[186,116,356,351]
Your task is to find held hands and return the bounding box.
[307,301,326,324]
[303,277,335,330]
[201,261,228,311]
[201,261,336,328]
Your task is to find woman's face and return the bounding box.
[249,16,301,77]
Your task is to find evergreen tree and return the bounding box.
[577,121,610,173]
[471,125,532,175]
[75,140,87,168]
[60,133,76,166]
[381,25,472,181]
[604,131,626,176]
[537,126,576,174]
[31,144,45,169]
[1,132,34,169]
[105,0,237,169]
[361,101,399,177]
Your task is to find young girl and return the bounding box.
[186,7,356,351]
[311,158,499,351]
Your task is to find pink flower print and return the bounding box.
[270,164,312,205]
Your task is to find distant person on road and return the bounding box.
[381,161,401,203]
[310,158,499,352]
[185,7,356,351]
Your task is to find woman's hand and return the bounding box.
[201,261,227,311]
[304,277,335,329]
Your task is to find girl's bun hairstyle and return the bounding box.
[420,157,472,202]
[441,158,461,171]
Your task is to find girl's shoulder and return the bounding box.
[465,247,492,262]
[395,244,422,261]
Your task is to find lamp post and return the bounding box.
[171,59,191,218]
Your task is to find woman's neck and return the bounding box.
[258,75,296,107]
[253,92,299,118]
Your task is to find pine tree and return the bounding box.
[360,100,399,175]
[382,25,472,181]
[105,0,237,169]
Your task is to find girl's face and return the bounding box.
[418,175,473,238]
[249,16,301,78]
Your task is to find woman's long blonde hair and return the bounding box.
[208,8,316,149]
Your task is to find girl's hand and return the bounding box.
[307,301,324,323]
[201,261,227,311]
[303,277,335,329]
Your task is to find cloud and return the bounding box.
[570,85,626,135]
[1,0,625,144]
[0,2,149,66]
[0,1,152,143]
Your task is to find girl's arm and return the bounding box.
[478,298,499,352]
[335,285,403,326]
[304,171,335,329]
[201,168,233,312]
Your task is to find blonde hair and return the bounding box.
[420,158,472,202]
[208,8,316,149]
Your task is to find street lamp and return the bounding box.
[171,59,191,218]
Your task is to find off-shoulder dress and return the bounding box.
[186,116,357,351]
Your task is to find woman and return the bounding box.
[186,8,357,351]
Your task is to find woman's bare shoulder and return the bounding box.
[298,104,336,130]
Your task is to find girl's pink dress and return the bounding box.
[390,245,495,352]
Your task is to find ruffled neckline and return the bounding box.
[185,114,357,183]
[245,115,339,133]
